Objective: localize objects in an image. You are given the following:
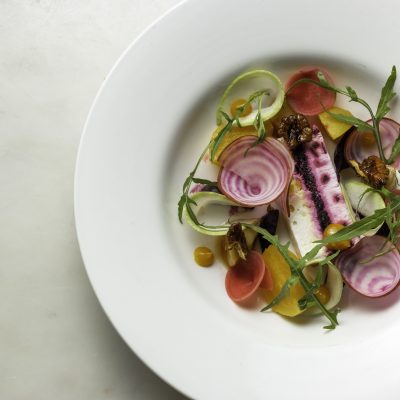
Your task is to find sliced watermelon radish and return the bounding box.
[335,236,400,298]
[225,250,266,302]
[285,67,336,116]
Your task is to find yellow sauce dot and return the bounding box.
[315,285,330,305]
[230,98,253,118]
[194,246,214,267]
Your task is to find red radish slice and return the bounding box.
[225,251,266,302]
[218,136,294,207]
[285,67,336,116]
[345,118,400,168]
[259,263,274,291]
[335,236,400,298]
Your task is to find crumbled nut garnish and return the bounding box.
[359,155,389,188]
[226,223,248,260]
[277,114,313,150]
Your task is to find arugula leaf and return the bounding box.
[178,194,186,223]
[346,86,358,101]
[210,118,234,161]
[318,251,340,266]
[243,223,339,329]
[313,264,325,287]
[323,308,340,330]
[376,65,397,121]
[317,208,387,244]
[298,266,323,311]
[290,67,399,163]
[316,72,337,91]
[326,111,373,131]
[298,244,324,268]
[261,276,299,312]
[387,133,400,164]
[191,178,218,186]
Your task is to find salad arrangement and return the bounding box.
[178,65,400,330]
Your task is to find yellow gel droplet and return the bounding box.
[194,246,214,267]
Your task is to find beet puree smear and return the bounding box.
[293,144,332,232]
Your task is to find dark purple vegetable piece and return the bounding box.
[377,222,390,238]
[333,128,354,174]
[201,184,220,193]
[259,208,280,251]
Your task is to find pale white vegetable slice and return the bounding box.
[216,70,285,127]
[341,171,385,236]
[183,191,262,236]
[304,262,343,315]
[182,191,236,236]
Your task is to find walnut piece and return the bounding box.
[226,223,248,260]
[277,114,313,150]
[359,155,389,189]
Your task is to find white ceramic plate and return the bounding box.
[75,1,400,398]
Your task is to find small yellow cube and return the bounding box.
[318,106,353,141]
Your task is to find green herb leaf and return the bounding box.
[299,244,324,267]
[346,86,359,101]
[210,119,234,161]
[388,133,400,164]
[178,194,186,223]
[376,65,397,121]
[290,68,398,163]
[186,197,197,206]
[313,264,324,287]
[260,276,299,311]
[317,208,387,244]
[182,173,193,192]
[185,200,201,225]
[297,264,326,311]
[316,72,335,90]
[191,178,218,186]
[318,251,340,266]
[323,308,340,330]
[326,111,374,131]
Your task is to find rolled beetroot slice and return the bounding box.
[225,251,266,302]
[285,67,336,116]
[345,118,400,169]
[335,236,400,298]
[218,136,294,207]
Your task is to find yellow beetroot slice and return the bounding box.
[259,263,273,291]
[285,67,336,116]
[225,251,265,302]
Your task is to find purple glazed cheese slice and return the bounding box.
[288,126,354,258]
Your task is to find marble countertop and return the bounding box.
[1,1,187,398]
